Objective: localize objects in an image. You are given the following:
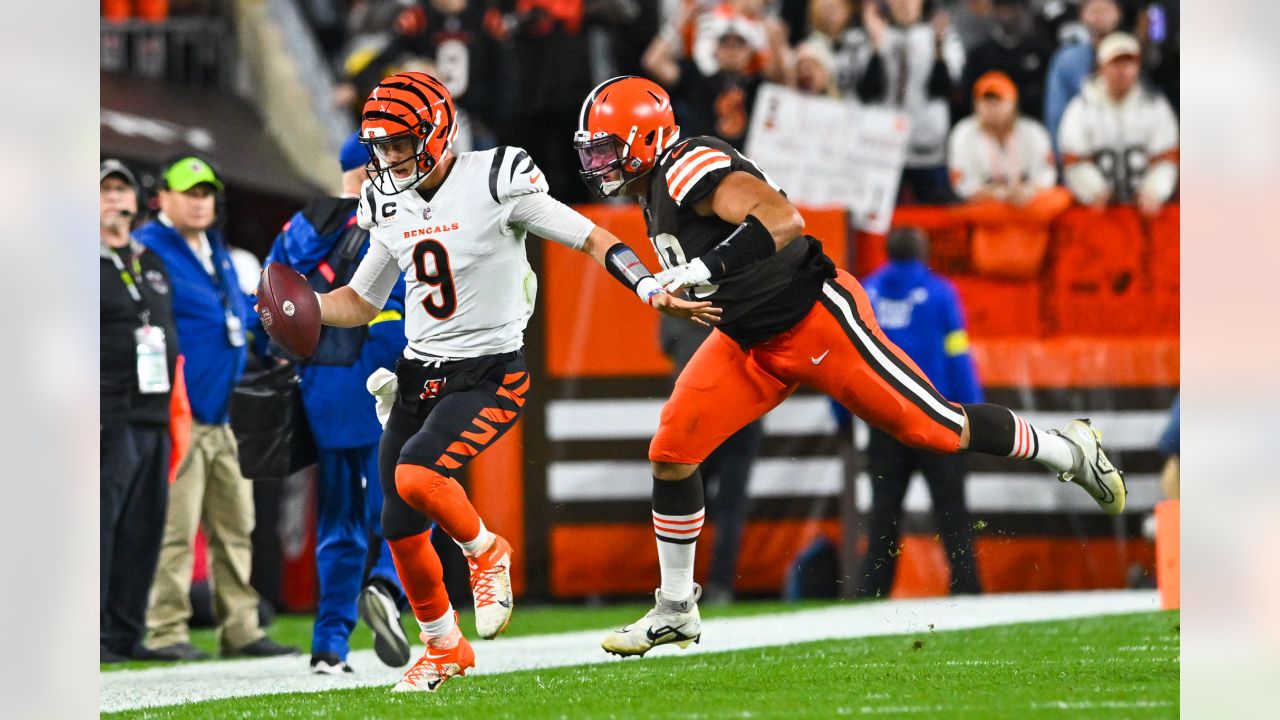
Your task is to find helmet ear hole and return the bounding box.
[644,130,656,146]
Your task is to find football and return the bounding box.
[257,262,321,358]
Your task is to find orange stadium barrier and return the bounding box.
[1156,499,1180,609]
[857,204,1180,338]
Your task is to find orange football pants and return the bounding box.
[650,270,966,465]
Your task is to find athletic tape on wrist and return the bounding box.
[636,276,664,305]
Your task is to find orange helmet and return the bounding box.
[359,72,458,195]
[574,76,680,198]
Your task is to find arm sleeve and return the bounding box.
[347,236,401,310]
[926,29,964,100]
[856,52,887,102]
[1139,95,1180,203]
[940,282,982,405]
[926,55,952,99]
[1058,98,1108,203]
[506,192,594,250]
[490,145,592,248]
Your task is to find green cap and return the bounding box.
[163,156,225,193]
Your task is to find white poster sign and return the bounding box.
[745,84,910,234]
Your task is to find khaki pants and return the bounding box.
[146,421,264,651]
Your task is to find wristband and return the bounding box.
[700,214,776,279]
[636,277,664,306]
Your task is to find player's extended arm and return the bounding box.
[580,226,722,328]
[656,170,804,291]
[318,286,381,328]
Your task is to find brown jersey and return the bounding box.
[642,135,835,347]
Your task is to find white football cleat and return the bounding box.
[602,585,702,657]
[467,534,514,639]
[1053,419,1127,515]
[392,628,475,693]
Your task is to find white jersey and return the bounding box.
[837,23,965,168]
[349,146,594,359]
[947,115,1057,199]
[1058,77,1180,205]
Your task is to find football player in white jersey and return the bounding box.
[311,72,718,692]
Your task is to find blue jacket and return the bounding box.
[264,200,406,449]
[135,220,249,425]
[1044,42,1095,155]
[861,260,983,405]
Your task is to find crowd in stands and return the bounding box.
[295,0,1177,209]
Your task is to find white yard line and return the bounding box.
[100,590,1160,713]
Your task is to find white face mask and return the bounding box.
[367,134,443,194]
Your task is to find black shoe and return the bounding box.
[101,646,128,664]
[147,642,212,661]
[128,645,183,662]
[310,652,354,675]
[358,583,411,667]
[223,636,301,658]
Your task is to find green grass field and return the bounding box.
[105,609,1178,719]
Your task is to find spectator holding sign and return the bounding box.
[1058,32,1179,217]
[840,0,966,204]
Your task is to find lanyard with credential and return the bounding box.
[108,247,150,325]
[109,247,171,394]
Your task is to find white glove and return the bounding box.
[366,367,398,429]
[654,258,712,293]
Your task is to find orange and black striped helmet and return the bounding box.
[359,72,458,194]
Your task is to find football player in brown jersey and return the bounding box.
[574,76,1127,657]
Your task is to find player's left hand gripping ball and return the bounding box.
[257,262,321,358]
[655,258,712,293]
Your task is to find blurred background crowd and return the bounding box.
[104,0,1179,211]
